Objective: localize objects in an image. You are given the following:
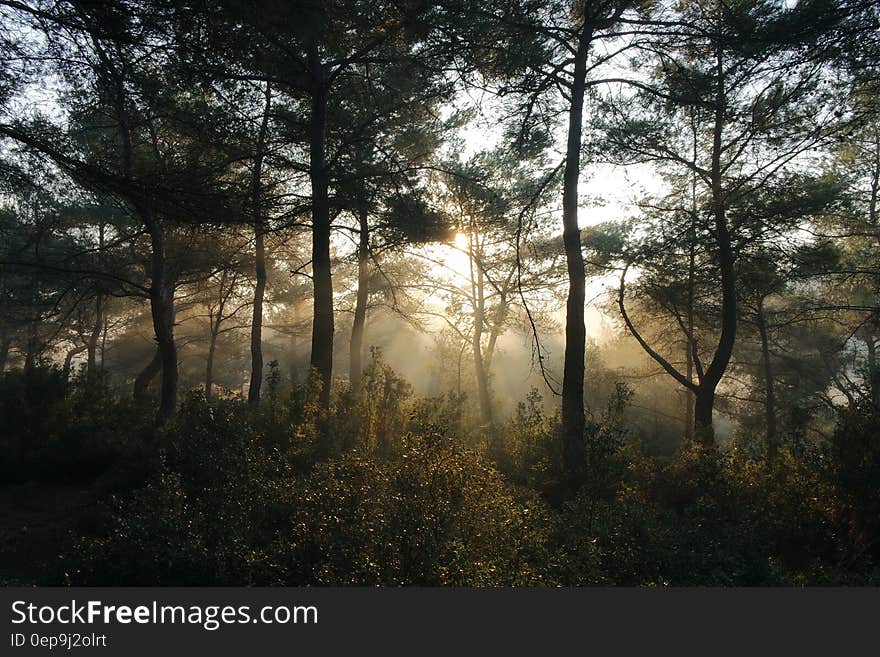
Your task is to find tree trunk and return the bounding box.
[309,48,334,409]
[206,270,229,401]
[694,47,737,444]
[685,317,696,441]
[289,302,299,385]
[133,348,162,400]
[116,77,176,422]
[867,131,880,409]
[685,140,698,442]
[694,388,715,436]
[473,327,493,426]
[63,345,87,382]
[469,231,493,426]
[0,326,9,372]
[100,314,108,372]
[868,128,878,225]
[88,224,106,376]
[248,83,272,405]
[864,329,879,409]
[756,298,778,459]
[87,293,103,376]
[483,300,508,374]
[484,270,513,374]
[147,216,177,425]
[24,320,39,375]
[205,328,218,400]
[249,224,266,404]
[560,24,592,476]
[349,206,369,395]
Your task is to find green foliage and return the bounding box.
[0,366,152,482]
[71,393,300,585]
[501,387,563,494]
[497,383,633,502]
[288,439,551,585]
[556,442,861,586]
[827,402,880,567]
[68,386,553,585]
[355,352,413,454]
[3,361,878,586]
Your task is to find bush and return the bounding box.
[0,367,151,482]
[8,360,879,586]
[68,389,555,585]
[826,402,880,570]
[284,436,554,585]
[69,393,300,584]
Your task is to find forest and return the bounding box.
[0,0,879,586]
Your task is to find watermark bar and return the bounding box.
[1,588,877,655]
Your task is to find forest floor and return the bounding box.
[0,480,95,585]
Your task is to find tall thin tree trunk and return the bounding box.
[289,303,299,385]
[560,24,592,476]
[685,296,696,442]
[756,298,778,458]
[205,328,218,400]
[24,320,38,375]
[308,46,334,409]
[865,330,879,409]
[146,216,177,425]
[685,121,698,442]
[87,293,103,375]
[868,129,878,225]
[483,269,513,374]
[133,348,162,400]
[248,83,272,405]
[114,75,176,423]
[484,299,508,375]
[206,269,229,401]
[88,223,106,376]
[63,351,73,382]
[468,231,493,426]
[349,206,369,395]
[457,342,466,397]
[473,326,493,426]
[694,47,737,444]
[867,129,880,408]
[0,326,9,372]
[100,314,108,372]
[249,225,266,404]
[63,345,87,382]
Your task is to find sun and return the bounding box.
[453,231,469,250]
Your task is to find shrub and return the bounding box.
[12,361,879,586]
[0,367,150,482]
[68,391,555,585]
[826,402,880,569]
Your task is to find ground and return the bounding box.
[0,481,94,585]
